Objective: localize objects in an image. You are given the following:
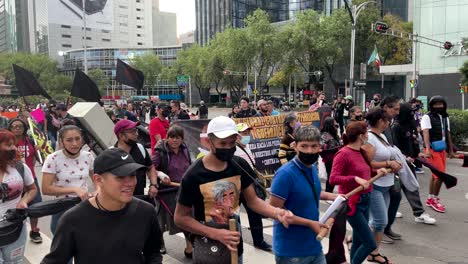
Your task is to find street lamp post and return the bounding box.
[344,1,376,98]
[82,0,88,74]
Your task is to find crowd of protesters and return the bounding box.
[0,92,461,264]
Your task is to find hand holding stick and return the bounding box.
[316,168,392,241]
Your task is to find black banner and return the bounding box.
[115,59,144,90]
[71,69,101,102]
[12,64,51,99]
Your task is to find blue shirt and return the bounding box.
[270,157,322,257]
[271,109,280,116]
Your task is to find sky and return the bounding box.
[159,0,196,36]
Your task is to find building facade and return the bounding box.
[27,0,176,63]
[61,46,183,98]
[413,0,468,109]
[0,0,30,53]
[196,0,327,46]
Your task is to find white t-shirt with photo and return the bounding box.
[42,150,94,198]
[0,164,34,216]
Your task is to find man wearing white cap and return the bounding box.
[175,116,293,263]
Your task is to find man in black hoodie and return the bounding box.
[421,96,455,214]
[235,97,257,118]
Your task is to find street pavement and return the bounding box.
[21,107,468,264]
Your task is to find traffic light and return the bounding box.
[375,22,389,34]
[460,83,468,94]
[410,79,415,88]
[443,41,453,50]
[223,70,231,75]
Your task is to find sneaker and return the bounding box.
[29,231,42,244]
[381,235,394,244]
[426,197,434,207]
[415,213,436,224]
[415,168,425,174]
[384,230,402,240]
[395,211,403,218]
[431,198,446,213]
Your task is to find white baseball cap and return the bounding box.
[207,116,239,139]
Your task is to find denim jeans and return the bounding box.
[0,223,27,264]
[275,253,326,264]
[385,185,402,233]
[347,193,377,264]
[369,185,391,232]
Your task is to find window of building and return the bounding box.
[136,8,142,11]
[102,29,110,33]
[137,17,142,20]
[137,42,143,45]
[120,23,128,27]
[136,0,141,2]
[102,38,111,42]
[119,14,128,18]
[61,25,71,29]
[82,37,92,40]
[119,5,128,9]
[62,44,72,48]
[62,34,71,38]
[137,34,142,37]
[137,25,143,29]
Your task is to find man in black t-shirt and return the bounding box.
[113,119,158,197]
[42,148,163,264]
[174,116,293,262]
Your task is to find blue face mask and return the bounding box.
[240,135,251,145]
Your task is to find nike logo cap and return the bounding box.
[94,148,146,177]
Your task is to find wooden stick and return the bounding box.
[169,182,180,187]
[316,168,393,240]
[316,218,334,241]
[229,218,238,264]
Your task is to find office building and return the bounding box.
[196,0,326,46]
[27,0,177,63]
[0,0,31,53]
[61,46,183,98]
[413,0,468,109]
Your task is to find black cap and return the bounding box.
[56,104,67,111]
[94,148,146,177]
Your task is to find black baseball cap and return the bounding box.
[94,148,145,177]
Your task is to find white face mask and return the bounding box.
[240,135,251,145]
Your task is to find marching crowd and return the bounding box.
[0,93,458,264]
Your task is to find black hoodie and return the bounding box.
[392,103,419,157]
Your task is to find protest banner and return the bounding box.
[27,118,54,163]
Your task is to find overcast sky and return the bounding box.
[159,0,196,36]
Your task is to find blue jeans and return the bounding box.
[275,253,326,264]
[47,131,57,150]
[0,223,27,264]
[347,193,377,264]
[369,185,391,232]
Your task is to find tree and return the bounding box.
[130,53,163,93]
[0,52,70,98]
[460,60,468,86]
[375,14,412,66]
[87,68,108,96]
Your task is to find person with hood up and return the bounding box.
[421,96,456,213]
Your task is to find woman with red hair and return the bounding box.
[0,129,37,262]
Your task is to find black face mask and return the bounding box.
[432,107,444,114]
[298,151,319,166]
[373,98,379,102]
[261,108,268,113]
[0,150,16,161]
[355,115,363,121]
[214,146,236,162]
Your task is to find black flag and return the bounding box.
[115,59,144,90]
[71,69,102,102]
[12,64,51,99]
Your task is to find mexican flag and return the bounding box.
[367,45,381,67]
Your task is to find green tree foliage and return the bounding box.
[130,52,162,88]
[375,14,413,66]
[460,60,468,86]
[0,52,70,98]
[87,68,108,96]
